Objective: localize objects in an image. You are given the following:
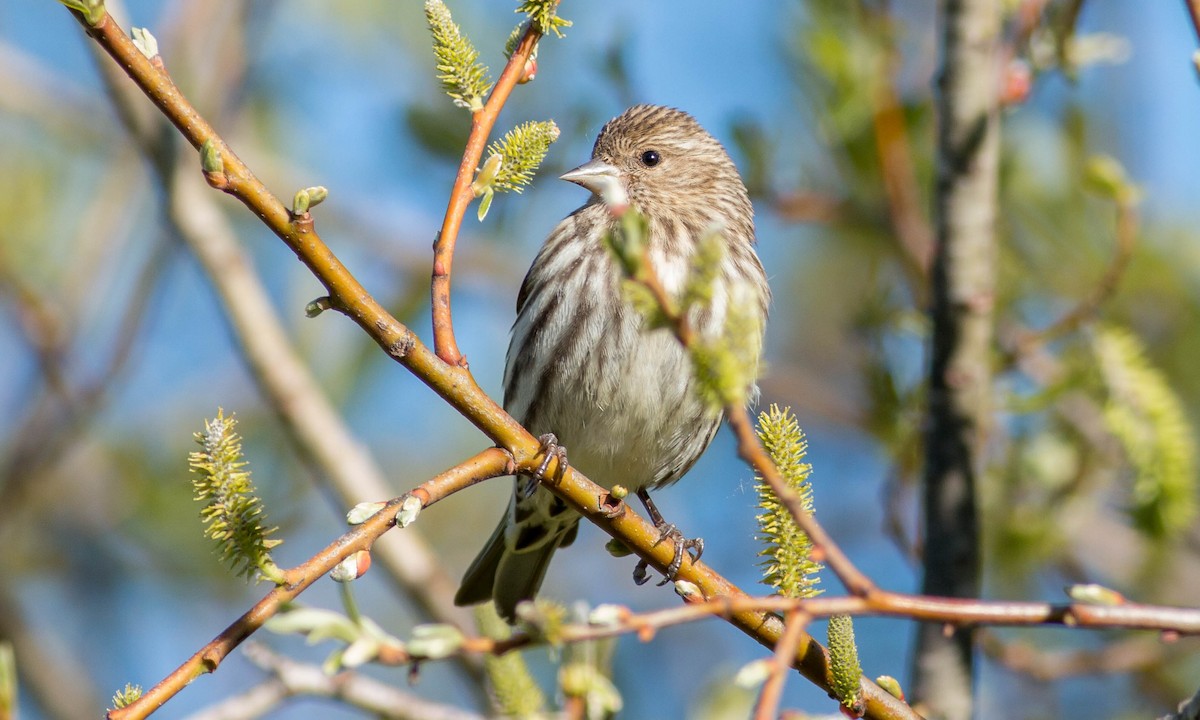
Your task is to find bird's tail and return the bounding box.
[454,486,579,621]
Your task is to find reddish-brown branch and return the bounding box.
[107,449,511,720]
[726,404,878,597]
[869,17,934,284]
[754,608,809,720]
[381,592,1200,668]
[430,22,547,368]
[73,11,532,454]
[1185,0,1200,45]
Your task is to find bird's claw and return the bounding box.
[654,522,704,585]
[533,433,568,483]
[629,523,704,586]
[632,559,652,586]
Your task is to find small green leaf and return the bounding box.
[476,187,494,221]
[58,0,106,26]
[131,27,158,59]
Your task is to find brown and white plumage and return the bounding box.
[455,105,769,619]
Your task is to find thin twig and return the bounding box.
[378,591,1200,666]
[754,608,809,720]
[107,448,512,720]
[430,16,548,367]
[1184,0,1200,45]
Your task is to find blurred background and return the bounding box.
[2,0,1200,717]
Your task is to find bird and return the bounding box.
[454,104,769,620]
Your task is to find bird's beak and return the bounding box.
[560,159,628,209]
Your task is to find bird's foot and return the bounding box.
[533,433,568,484]
[631,523,704,587]
[653,522,704,585]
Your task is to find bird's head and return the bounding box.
[560,105,751,235]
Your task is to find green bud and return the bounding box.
[425,0,492,111]
[517,0,572,38]
[109,683,143,711]
[395,495,423,528]
[875,675,905,700]
[292,188,311,215]
[200,139,223,174]
[305,296,333,318]
[1066,583,1125,606]
[587,604,625,627]
[408,624,465,660]
[346,501,387,525]
[485,120,559,193]
[604,538,631,557]
[828,614,863,711]
[329,551,370,583]
[473,153,504,196]
[307,186,328,206]
[131,27,159,60]
[673,580,701,599]
[58,0,106,26]
[476,188,495,221]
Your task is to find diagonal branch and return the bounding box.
[81,13,486,698]
[108,448,512,720]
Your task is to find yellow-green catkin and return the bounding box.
[754,404,821,598]
[189,410,283,583]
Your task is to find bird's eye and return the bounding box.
[640,150,661,167]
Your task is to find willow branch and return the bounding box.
[430,17,547,367]
[107,449,511,720]
[1185,0,1200,46]
[754,608,808,720]
[90,36,481,659]
[382,591,1200,665]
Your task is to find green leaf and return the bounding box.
[476,187,494,221]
